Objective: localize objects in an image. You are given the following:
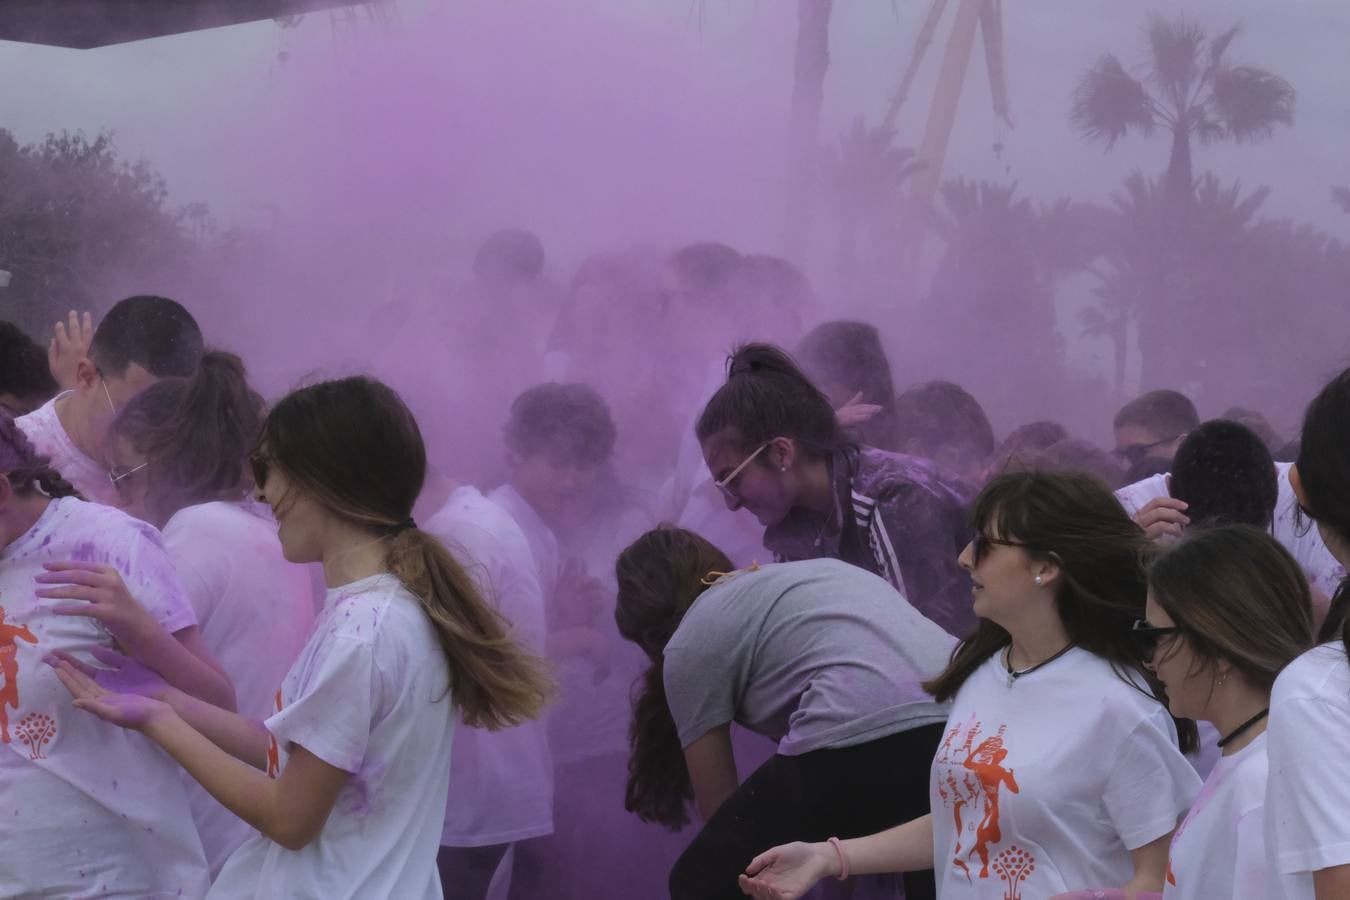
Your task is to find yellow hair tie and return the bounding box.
[700,560,761,586]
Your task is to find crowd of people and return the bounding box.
[0,230,1347,900]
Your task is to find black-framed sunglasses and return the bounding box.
[249,452,272,490]
[1113,435,1181,466]
[971,533,1034,564]
[1131,618,1182,654]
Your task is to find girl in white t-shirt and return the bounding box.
[1266,366,1350,899]
[0,412,212,897]
[51,376,553,900]
[106,350,317,877]
[1140,525,1313,900]
[740,470,1201,900]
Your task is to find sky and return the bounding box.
[0,0,1343,237]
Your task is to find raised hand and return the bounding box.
[47,310,94,391]
[1133,497,1190,541]
[47,655,172,730]
[738,842,833,899]
[35,561,163,654]
[835,392,884,429]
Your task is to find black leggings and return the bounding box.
[669,723,944,900]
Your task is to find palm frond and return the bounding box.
[1209,65,1295,141]
[1143,16,1205,95]
[1071,55,1155,147]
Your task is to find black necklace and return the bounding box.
[1216,708,1269,749]
[1003,643,1074,688]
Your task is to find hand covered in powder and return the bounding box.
[47,310,94,391]
[47,654,172,730]
[45,646,173,701]
[36,561,164,653]
[834,392,883,429]
[738,842,834,899]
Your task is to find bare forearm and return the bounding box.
[166,688,271,769]
[145,711,287,839]
[838,814,935,876]
[128,628,236,711]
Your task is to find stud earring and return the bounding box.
[1034,575,1043,585]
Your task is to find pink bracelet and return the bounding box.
[827,837,849,881]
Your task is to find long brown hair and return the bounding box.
[111,350,264,525]
[1147,525,1314,692]
[262,376,552,730]
[923,470,1196,752]
[614,526,733,829]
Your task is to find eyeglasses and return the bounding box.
[971,533,1034,564]
[108,460,148,499]
[1131,618,1182,655]
[249,452,272,491]
[1113,435,1181,466]
[713,442,770,503]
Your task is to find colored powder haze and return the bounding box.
[2,2,1349,897]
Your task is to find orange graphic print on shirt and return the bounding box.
[266,689,284,778]
[935,717,1033,900]
[0,605,39,745]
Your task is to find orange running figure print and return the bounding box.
[936,718,1032,887]
[0,605,38,745]
[266,689,284,778]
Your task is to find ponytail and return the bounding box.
[615,526,732,829]
[695,342,852,458]
[386,528,552,729]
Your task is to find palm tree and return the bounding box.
[1071,17,1294,200]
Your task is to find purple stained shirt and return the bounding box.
[763,445,976,638]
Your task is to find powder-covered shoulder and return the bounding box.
[319,578,434,655]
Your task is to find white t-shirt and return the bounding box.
[487,482,651,766]
[1164,732,1302,899]
[931,648,1200,899]
[426,486,554,847]
[1266,641,1350,892]
[163,501,317,877]
[15,392,121,507]
[207,574,454,900]
[1115,463,1346,596]
[0,496,208,898]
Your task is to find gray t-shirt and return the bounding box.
[663,558,956,756]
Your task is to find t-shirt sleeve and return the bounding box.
[1267,695,1350,873]
[122,521,198,634]
[663,622,739,749]
[1102,711,1201,850]
[266,635,375,774]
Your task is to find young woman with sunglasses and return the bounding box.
[697,343,975,637]
[739,471,1200,900]
[50,376,553,899]
[104,350,318,877]
[1139,525,1313,899]
[1266,367,1350,899]
[615,525,957,900]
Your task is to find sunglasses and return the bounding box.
[971,533,1034,564]
[1131,618,1182,655]
[1112,434,1181,466]
[713,442,770,503]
